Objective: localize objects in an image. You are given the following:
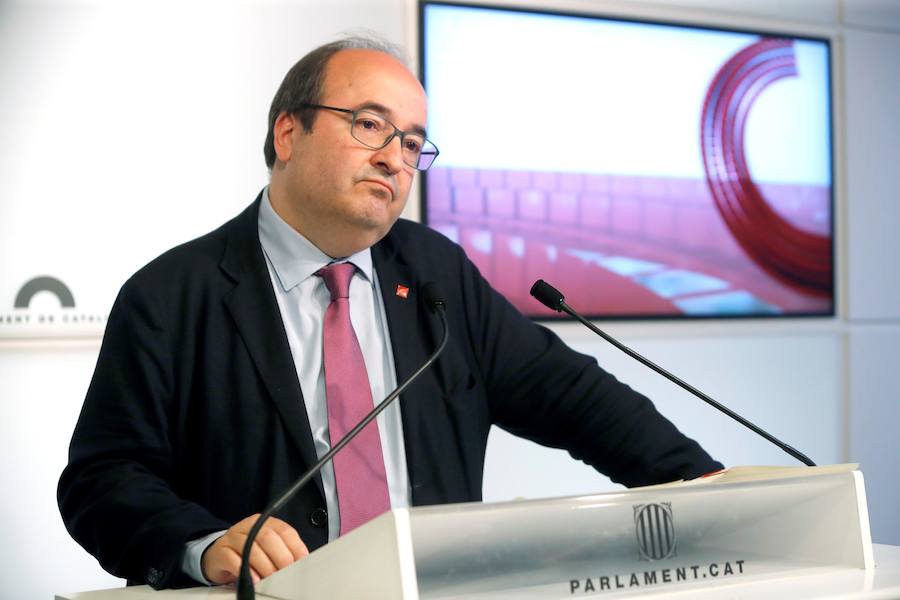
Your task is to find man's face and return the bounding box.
[271,49,428,258]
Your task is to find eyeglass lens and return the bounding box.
[350,110,437,171]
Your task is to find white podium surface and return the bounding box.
[57,467,888,599]
[56,544,900,599]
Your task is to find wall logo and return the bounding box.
[634,502,676,561]
[14,276,76,308]
[1,275,107,336]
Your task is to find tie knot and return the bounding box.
[317,262,355,300]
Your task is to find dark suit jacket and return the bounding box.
[58,194,721,588]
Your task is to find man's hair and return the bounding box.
[263,35,407,169]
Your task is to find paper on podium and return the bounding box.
[639,462,860,488]
[255,465,873,599]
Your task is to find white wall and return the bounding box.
[0,0,897,597]
[841,0,900,551]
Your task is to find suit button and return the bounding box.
[309,508,327,528]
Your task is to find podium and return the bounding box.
[60,466,893,599]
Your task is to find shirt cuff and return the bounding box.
[181,530,226,586]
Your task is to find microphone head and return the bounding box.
[530,279,565,311]
[421,282,446,312]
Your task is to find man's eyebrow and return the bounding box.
[356,101,428,138]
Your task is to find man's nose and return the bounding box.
[372,134,406,174]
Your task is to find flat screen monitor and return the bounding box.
[419,1,835,319]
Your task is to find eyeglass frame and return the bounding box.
[297,103,439,171]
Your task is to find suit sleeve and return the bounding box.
[57,279,230,588]
[451,247,722,487]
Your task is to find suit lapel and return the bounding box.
[373,232,445,506]
[374,259,422,385]
[220,197,324,499]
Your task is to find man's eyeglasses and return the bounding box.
[300,103,439,171]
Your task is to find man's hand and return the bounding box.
[201,514,309,585]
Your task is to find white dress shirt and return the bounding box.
[182,188,410,583]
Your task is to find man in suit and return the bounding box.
[58,36,721,589]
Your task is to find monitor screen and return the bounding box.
[420,1,834,319]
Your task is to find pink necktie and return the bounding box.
[317,263,390,535]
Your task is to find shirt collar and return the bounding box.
[258,187,374,292]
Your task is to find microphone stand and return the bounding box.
[530,279,815,468]
[237,288,449,599]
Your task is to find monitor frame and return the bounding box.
[417,0,837,321]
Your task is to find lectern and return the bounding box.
[60,466,886,599]
[257,465,872,599]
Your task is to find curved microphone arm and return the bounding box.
[530,279,815,468]
[237,297,449,599]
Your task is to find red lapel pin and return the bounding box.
[395,284,409,299]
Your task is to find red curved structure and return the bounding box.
[701,38,832,295]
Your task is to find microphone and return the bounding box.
[237,282,450,599]
[529,279,815,467]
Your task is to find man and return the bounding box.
[58,36,721,590]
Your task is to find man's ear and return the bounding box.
[273,112,296,164]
